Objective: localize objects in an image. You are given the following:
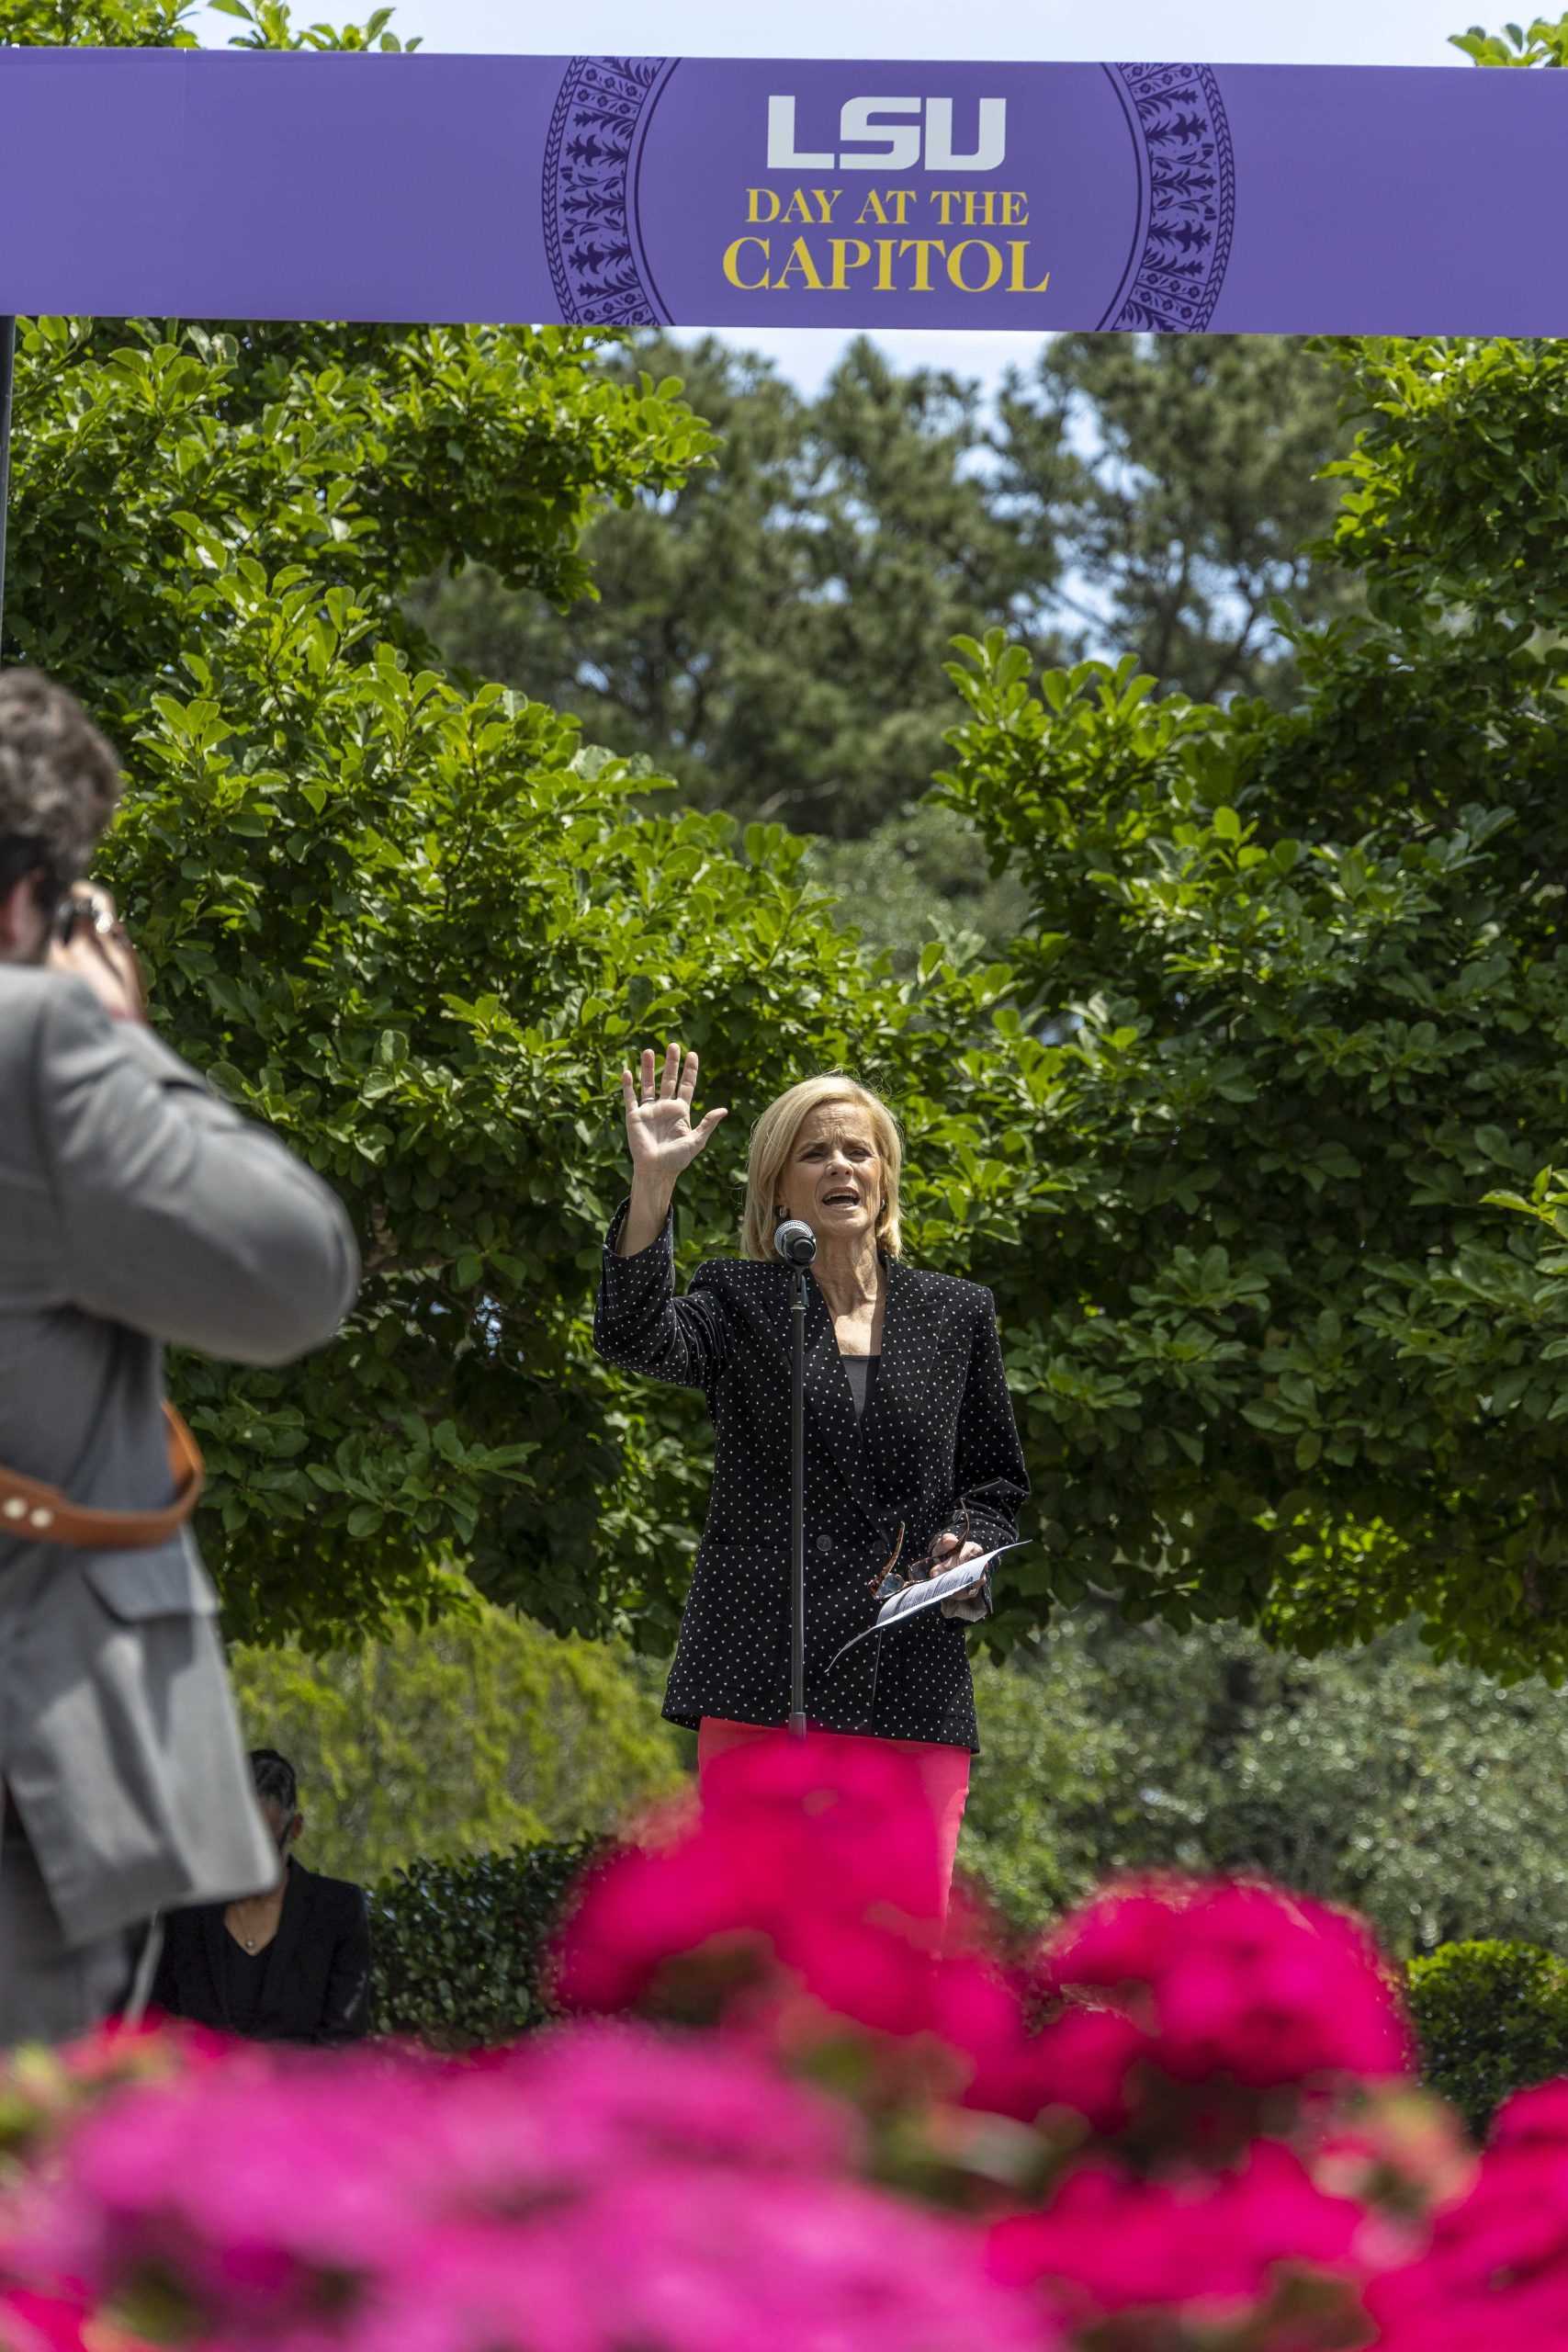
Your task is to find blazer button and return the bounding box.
[816,1532,832,1555]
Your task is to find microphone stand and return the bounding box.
[789,1264,807,1737]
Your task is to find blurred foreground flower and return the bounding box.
[0,2026,1053,2352]
[1365,2077,1568,2351]
[551,1731,1446,2348]
[0,1733,1550,2352]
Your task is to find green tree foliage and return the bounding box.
[17,296,1021,1650]
[1451,11,1568,64]
[411,334,1045,842]
[228,1596,682,1886]
[412,330,1354,987]
[964,1618,1568,1959]
[939,320,1568,1676]
[5,0,1034,1656]
[0,0,189,37]
[796,799,1032,982]
[992,334,1361,707]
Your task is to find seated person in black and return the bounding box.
[152,1748,371,2043]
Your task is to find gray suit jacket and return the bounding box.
[0,968,359,1945]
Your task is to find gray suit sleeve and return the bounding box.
[33,979,359,1365]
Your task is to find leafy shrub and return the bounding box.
[231,1600,684,1887]
[368,1839,596,2048]
[1406,1939,1568,2137]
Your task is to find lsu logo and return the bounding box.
[766,95,1007,173]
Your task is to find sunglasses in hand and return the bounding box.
[867,1507,973,1601]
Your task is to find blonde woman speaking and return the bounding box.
[593,1043,1030,1908]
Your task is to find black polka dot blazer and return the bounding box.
[593,1197,1030,1751]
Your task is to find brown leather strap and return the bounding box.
[0,1406,204,1550]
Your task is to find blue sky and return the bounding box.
[190,0,1483,394]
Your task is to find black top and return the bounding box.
[220,1933,270,2033]
[593,1201,1030,1751]
[840,1351,880,1420]
[152,1859,372,2043]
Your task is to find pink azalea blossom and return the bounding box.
[0,1831,1450,2352]
[0,2287,97,2352]
[1035,1876,1412,2095]
[4,2025,1056,2352]
[987,2138,1377,2322]
[555,1731,951,2038]
[354,2170,1053,2352]
[1366,2078,1568,2351]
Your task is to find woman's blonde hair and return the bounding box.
[739,1075,905,1261]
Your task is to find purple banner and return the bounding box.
[4,49,1566,331]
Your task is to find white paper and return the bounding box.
[825,1540,1029,1671]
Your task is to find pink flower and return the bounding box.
[1034,1876,1411,2098]
[1033,1881,1184,1999]
[1491,2079,1568,2153]
[0,2288,98,2352]
[987,2139,1376,2324]
[1021,2004,1155,2133]
[3,2024,1058,2352]
[388,2026,861,2210]
[1366,2079,1568,2351]
[19,2057,427,2332]
[362,2171,1054,2352]
[555,1732,951,2040]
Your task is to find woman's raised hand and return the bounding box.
[620,1045,728,1188]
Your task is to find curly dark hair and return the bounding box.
[249,1748,299,1815]
[0,669,123,913]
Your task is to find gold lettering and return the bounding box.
[1006,241,1051,294]
[1000,190,1028,226]
[745,188,780,224]
[855,188,893,225]
[723,236,772,289]
[828,238,873,288]
[947,238,1004,292]
[896,236,946,291]
[777,187,843,226]
[931,189,1019,228]
[774,235,826,290]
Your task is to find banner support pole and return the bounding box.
[0,316,17,662]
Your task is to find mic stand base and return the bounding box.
[787,1712,807,1739]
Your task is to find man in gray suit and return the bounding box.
[0,669,359,2045]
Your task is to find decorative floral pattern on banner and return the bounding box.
[543,57,671,327]
[1102,64,1235,332]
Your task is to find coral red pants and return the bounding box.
[696,1717,973,1915]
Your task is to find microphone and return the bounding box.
[774,1217,818,1267]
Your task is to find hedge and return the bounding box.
[367,1859,1568,2140]
[1406,1939,1568,2139]
[368,1838,598,2049]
